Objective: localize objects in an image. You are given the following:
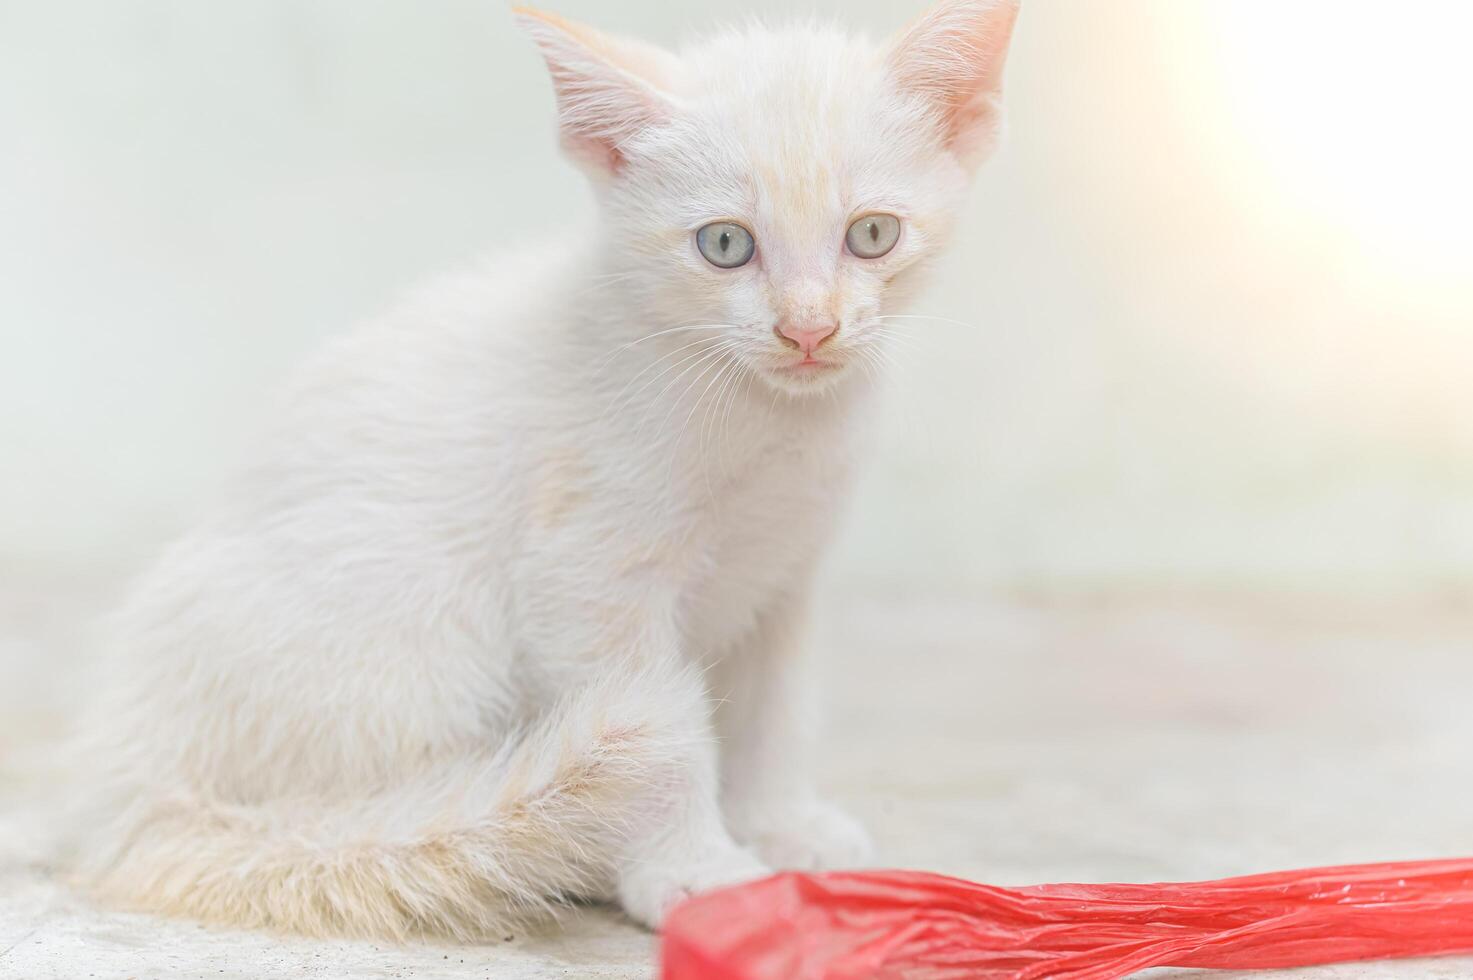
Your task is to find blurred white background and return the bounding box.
[2,0,1471,595]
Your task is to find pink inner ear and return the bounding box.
[575,136,627,177]
[516,6,679,179]
[887,0,1019,160]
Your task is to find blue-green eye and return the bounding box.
[696,221,755,269]
[846,213,901,258]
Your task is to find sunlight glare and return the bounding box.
[1201,1,1473,282]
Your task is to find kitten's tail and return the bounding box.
[68,665,698,940]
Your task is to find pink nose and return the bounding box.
[774,321,837,355]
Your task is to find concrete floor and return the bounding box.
[3,574,1473,979]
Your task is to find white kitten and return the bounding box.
[68,0,1018,937]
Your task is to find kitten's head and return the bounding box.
[517,1,1019,394]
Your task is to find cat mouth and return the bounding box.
[775,356,840,375]
[765,353,847,387]
[771,361,842,380]
[785,355,834,371]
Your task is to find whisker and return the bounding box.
[650,341,737,411]
[765,381,783,427]
[626,342,731,446]
[722,359,756,465]
[866,343,905,376]
[872,313,979,331]
[710,355,751,481]
[605,336,727,413]
[593,323,733,374]
[569,272,638,299]
[655,349,739,486]
[640,342,738,445]
[701,360,736,460]
[864,328,926,356]
[855,346,882,386]
[865,324,922,343]
[613,336,743,417]
[696,359,742,498]
[681,353,740,455]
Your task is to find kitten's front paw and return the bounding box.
[733,800,873,871]
[617,843,769,930]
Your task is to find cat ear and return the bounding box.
[887,0,1020,167]
[514,7,682,180]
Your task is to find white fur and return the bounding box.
[66,0,1018,938]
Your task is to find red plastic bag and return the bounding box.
[660,859,1473,979]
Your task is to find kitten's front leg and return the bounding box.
[610,643,770,927]
[715,591,873,871]
[544,608,768,928]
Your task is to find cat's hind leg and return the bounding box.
[76,657,765,937]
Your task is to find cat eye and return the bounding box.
[845,213,901,259]
[696,221,756,269]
